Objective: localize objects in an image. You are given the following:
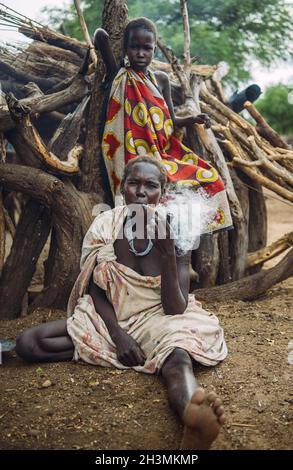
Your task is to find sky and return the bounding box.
[0,0,292,92]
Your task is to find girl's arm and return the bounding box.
[93,28,118,75]
[157,71,211,128]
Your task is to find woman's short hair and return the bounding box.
[123,17,157,54]
[120,155,168,194]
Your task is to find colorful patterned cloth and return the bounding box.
[101,67,232,233]
[67,206,228,374]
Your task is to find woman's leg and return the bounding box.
[161,348,225,450]
[16,319,74,363]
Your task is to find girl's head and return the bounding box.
[123,17,157,72]
[121,155,168,206]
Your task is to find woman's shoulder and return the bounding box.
[92,205,125,226]
[83,206,126,246]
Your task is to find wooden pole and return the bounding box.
[74,0,98,69]
[180,0,191,78]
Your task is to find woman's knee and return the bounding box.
[16,329,40,362]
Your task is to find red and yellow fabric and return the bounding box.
[102,67,232,233]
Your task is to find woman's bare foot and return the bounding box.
[180,387,225,450]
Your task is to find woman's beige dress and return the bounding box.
[67,206,227,374]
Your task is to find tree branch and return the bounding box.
[0,74,88,132]
[244,100,290,150]
[5,93,82,174]
[74,0,97,69]
[246,232,293,268]
[180,0,191,78]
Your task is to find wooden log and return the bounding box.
[5,92,82,174]
[198,86,246,280]
[230,156,293,203]
[193,234,220,287]
[247,136,293,188]
[48,95,90,161]
[203,101,293,178]
[214,124,293,202]
[0,191,5,277]
[246,231,293,268]
[152,59,216,79]
[200,86,251,131]
[43,229,57,289]
[229,168,249,280]
[0,199,51,319]
[29,180,100,312]
[19,26,87,59]
[180,0,191,79]
[2,203,16,237]
[246,178,267,274]
[158,41,246,280]
[74,0,97,68]
[26,41,82,67]
[0,58,58,91]
[2,49,77,84]
[244,101,290,150]
[217,230,232,284]
[0,164,97,312]
[0,73,88,132]
[194,248,293,302]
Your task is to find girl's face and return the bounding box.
[122,162,163,206]
[126,28,155,73]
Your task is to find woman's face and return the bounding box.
[126,27,155,73]
[122,162,163,206]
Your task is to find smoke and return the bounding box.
[156,187,215,255]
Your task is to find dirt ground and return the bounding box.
[0,190,292,450]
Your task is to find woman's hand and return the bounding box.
[112,328,146,367]
[146,208,176,257]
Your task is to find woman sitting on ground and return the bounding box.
[16,156,227,450]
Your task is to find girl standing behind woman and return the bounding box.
[94,17,232,234]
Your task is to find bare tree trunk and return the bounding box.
[0,164,97,313]
[43,230,57,288]
[247,178,267,274]
[0,199,51,319]
[194,234,219,287]
[229,169,249,280]
[217,231,232,284]
[194,249,293,302]
[79,0,128,196]
[0,191,5,277]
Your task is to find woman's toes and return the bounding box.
[206,391,217,404]
[213,398,222,409]
[218,413,226,425]
[215,405,224,417]
[190,387,205,405]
